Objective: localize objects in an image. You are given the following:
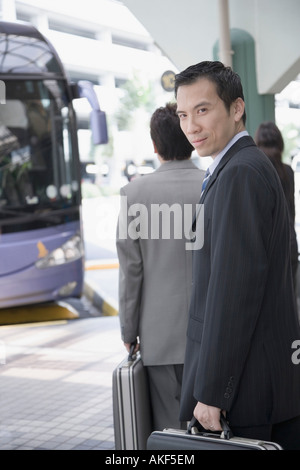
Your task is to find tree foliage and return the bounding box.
[115,73,156,131]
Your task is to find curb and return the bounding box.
[85,259,120,271]
[83,259,119,317]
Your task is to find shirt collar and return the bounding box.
[207,130,249,177]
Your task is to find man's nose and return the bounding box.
[186,116,200,134]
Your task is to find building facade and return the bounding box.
[0,0,177,186]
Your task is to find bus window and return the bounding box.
[0,79,80,229]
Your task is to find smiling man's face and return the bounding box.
[176,78,245,159]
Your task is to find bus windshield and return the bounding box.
[0,79,80,232]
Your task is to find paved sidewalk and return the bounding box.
[0,196,123,450]
[0,315,124,450]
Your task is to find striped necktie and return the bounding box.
[201,169,211,196]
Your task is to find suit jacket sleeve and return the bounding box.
[116,186,143,344]
[193,162,274,410]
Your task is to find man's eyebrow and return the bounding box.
[176,101,211,115]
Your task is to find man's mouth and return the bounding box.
[192,137,207,146]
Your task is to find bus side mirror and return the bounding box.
[75,80,108,145]
[90,109,108,145]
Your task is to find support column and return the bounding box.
[218,0,232,67]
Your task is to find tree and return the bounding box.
[114,73,156,131]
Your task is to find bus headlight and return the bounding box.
[35,234,83,269]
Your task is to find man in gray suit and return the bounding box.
[116,103,205,431]
[175,61,300,449]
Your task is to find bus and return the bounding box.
[0,20,108,308]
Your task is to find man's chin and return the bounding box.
[196,150,209,158]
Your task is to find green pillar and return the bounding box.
[213,28,275,138]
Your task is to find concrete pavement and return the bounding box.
[0,195,123,450]
[0,315,125,450]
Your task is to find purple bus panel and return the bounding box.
[0,220,84,308]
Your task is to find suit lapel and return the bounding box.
[200,135,256,203]
[191,136,256,234]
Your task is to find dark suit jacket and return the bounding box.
[282,163,298,286]
[180,136,300,427]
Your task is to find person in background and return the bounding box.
[255,121,298,291]
[116,102,205,431]
[175,60,300,450]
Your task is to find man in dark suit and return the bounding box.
[175,61,300,449]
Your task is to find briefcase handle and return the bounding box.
[188,414,234,440]
[128,341,138,362]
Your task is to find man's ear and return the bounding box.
[234,98,245,122]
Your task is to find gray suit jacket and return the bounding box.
[116,159,205,366]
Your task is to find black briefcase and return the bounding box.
[147,415,283,450]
